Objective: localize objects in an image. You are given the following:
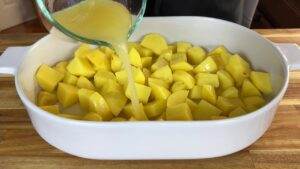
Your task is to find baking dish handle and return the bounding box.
[275,43,300,71]
[0,47,29,76]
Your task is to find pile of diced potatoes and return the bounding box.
[35,33,273,121]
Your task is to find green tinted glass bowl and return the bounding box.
[35,0,147,46]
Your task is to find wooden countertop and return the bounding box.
[0,29,299,169]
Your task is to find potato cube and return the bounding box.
[173,70,195,89]
[74,43,91,58]
[63,72,78,85]
[67,57,95,78]
[111,54,123,72]
[36,64,64,92]
[167,90,189,107]
[83,112,103,121]
[76,76,95,90]
[171,81,187,93]
[129,47,142,68]
[86,49,110,71]
[40,104,60,114]
[187,46,206,65]
[78,88,95,111]
[241,79,261,97]
[115,67,145,85]
[100,46,115,57]
[89,92,113,121]
[194,56,218,73]
[37,91,57,106]
[195,73,219,87]
[144,100,166,119]
[140,33,168,55]
[148,77,170,89]
[150,83,171,100]
[151,57,168,72]
[141,56,152,68]
[201,84,217,105]
[94,70,117,89]
[221,86,239,98]
[151,65,173,83]
[217,70,234,90]
[229,107,247,118]
[209,46,231,68]
[102,91,127,116]
[225,54,251,87]
[166,103,193,121]
[53,61,68,74]
[126,83,151,104]
[243,96,266,112]
[159,48,173,61]
[123,103,148,121]
[57,83,78,108]
[189,85,202,99]
[176,41,192,53]
[216,96,238,112]
[193,100,222,120]
[250,71,273,95]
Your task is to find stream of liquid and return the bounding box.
[53,0,142,116]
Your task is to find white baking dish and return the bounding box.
[0,17,299,160]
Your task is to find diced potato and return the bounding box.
[148,77,170,89]
[83,112,103,121]
[225,54,251,87]
[111,117,127,121]
[150,83,171,100]
[76,76,95,90]
[186,98,198,113]
[89,92,113,121]
[58,113,82,120]
[141,57,152,68]
[229,107,247,118]
[63,72,78,85]
[67,57,95,78]
[129,47,142,68]
[151,65,173,83]
[195,73,219,87]
[241,79,261,97]
[194,56,218,73]
[211,116,227,120]
[37,91,57,106]
[168,45,176,53]
[115,67,145,85]
[78,88,94,111]
[100,46,115,57]
[86,49,110,71]
[173,70,195,89]
[36,64,64,92]
[74,43,91,58]
[167,90,189,107]
[144,100,166,119]
[187,46,206,65]
[176,41,192,53]
[243,96,266,112]
[123,103,148,121]
[189,85,202,99]
[159,48,173,61]
[193,100,222,120]
[171,81,187,93]
[221,86,239,98]
[209,46,231,68]
[151,57,168,72]
[216,96,238,112]
[217,70,234,90]
[170,59,193,71]
[57,83,79,108]
[40,104,60,114]
[166,103,192,121]
[250,71,273,95]
[201,84,217,105]
[94,70,117,89]
[111,54,123,72]
[140,33,168,55]
[126,83,151,104]
[102,91,127,116]
[53,61,68,74]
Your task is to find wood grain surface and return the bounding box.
[0,29,300,169]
